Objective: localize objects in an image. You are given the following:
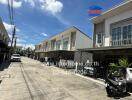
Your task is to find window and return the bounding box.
[112,28,116,40]
[51,40,56,50]
[128,25,132,39]
[112,27,121,40]
[123,26,127,39]
[71,32,76,47]
[63,38,69,50]
[111,25,132,46]
[117,27,121,40]
[97,33,102,43]
[56,40,61,50]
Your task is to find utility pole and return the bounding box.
[10,26,16,54]
[11,26,16,48]
[13,37,17,53]
[14,37,17,49]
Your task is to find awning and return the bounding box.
[78,45,132,52]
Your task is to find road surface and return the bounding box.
[0,57,132,100]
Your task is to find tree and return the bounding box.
[109,58,131,77]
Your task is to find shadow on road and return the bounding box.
[127,83,132,93]
[0,61,11,71]
[107,92,131,99]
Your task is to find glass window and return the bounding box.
[63,40,68,50]
[112,28,116,40]
[112,25,132,46]
[117,27,121,40]
[51,40,56,50]
[123,26,127,39]
[128,25,132,39]
[56,40,61,50]
[63,38,69,50]
[71,32,76,47]
[97,34,102,43]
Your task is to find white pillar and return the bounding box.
[75,62,78,73]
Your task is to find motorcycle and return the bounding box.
[105,73,127,97]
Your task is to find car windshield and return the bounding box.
[12,54,20,57]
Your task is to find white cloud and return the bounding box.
[17,38,27,43]
[3,22,20,34]
[3,22,14,34]
[16,28,20,32]
[24,0,69,25]
[40,0,63,14]
[24,0,35,7]
[0,0,22,8]
[54,14,71,26]
[41,32,48,37]
[17,43,35,49]
[23,0,63,14]
[39,0,70,25]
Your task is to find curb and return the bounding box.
[75,74,106,86]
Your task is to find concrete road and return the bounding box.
[0,57,132,100]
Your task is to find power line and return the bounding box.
[7,0,16,49]
[7,0,12,25]
[11,0,14,25]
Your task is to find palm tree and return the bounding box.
[109,58,131,77]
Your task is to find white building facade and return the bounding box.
[78,1,132,64]
[35,26,92,60]
[92,1,132,48]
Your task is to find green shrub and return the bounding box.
[109,58,130,77]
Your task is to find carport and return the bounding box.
[47,50,74,60]
[78,46,132,65]
[36,50,75,62]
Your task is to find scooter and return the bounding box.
[105,73,127,97]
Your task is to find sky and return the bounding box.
[0,0,124,49]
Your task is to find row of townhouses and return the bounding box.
[0,17,10,64]
[35,0,132,65]
[35,26,92,61]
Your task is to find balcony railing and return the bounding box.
[111,39,132,46]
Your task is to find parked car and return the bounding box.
[105,73,127,97]
[10,54,21,62]
[126,68,132,83]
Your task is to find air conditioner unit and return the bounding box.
[96,43,103,47]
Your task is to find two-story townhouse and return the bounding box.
[35,26,92,61]
[0,17,10,63]
[78,0,132,64]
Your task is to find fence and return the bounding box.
[76,62,106,79]
[58,59,75,69]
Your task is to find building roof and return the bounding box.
[91,0,132,23]
[78,45,132,52]
[37,26,92,45]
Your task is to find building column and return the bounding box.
[68,34,71,50]
[60,36,63,50]
[3,53,6,62]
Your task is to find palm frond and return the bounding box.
[118,58,128,68]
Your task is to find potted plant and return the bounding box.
[109,58,129,77]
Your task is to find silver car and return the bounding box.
[126,68,132,83]
[10,54,21,62]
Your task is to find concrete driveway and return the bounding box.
[0,57,132,100]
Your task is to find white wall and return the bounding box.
[75,31,92,49]
[104,9,132,46]
[52,33,71,50]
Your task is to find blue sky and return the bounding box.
[0,0,124,48]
